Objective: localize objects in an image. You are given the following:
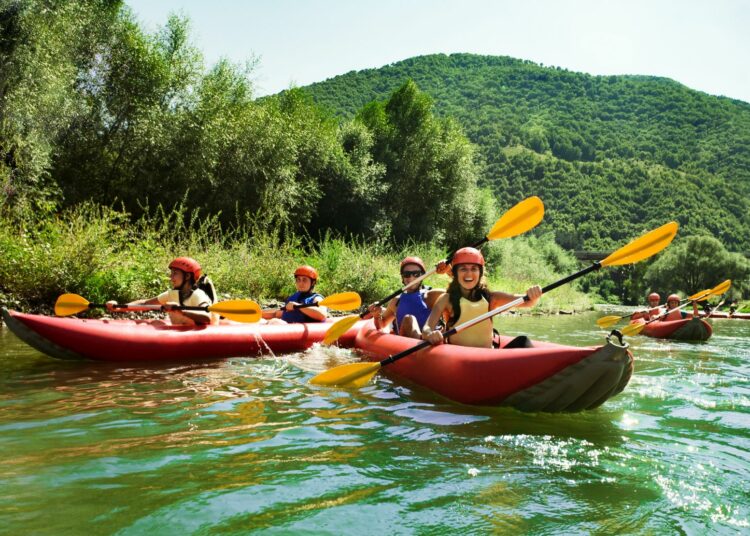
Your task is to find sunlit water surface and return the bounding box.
[1,312,748,534]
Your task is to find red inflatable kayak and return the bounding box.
[2,308,364,362]
[631,317,713,341]
[353,323,633,411]
[698,311,750,320]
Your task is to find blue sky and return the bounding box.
[126,0,749,103]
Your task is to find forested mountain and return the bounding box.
[304,54,750,250]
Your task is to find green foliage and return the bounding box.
[356,80,491,247]
[0,0,122,218]
[644,235,750,298]
[306,53,750,250]
[0,205,590,313]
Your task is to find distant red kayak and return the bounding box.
[698,311,750,320]
[353,323,633,411]
[2,308,364,361]
[630,317,713,341]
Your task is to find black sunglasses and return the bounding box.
[401,270,424,278]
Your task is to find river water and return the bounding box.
[1,312,748,534]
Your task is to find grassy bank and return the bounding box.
[0,204,592,315]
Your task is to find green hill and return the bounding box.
[303,53,750,251]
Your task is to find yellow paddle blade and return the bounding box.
[601,222,678,266]
[688,288,712,301]
[486,196,545,240]
[687,280,731,302]
[318,292,361,311]
[621,323,646,336]
[55,293,91,316]
[709,279,731,296]
[309,362,382,387]
[596,315,624,329]
[208,300,262,323]
[323,314,360,345]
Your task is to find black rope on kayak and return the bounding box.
[608,329,624,346]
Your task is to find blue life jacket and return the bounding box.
[395,288,432,331]
[281,291,324,323]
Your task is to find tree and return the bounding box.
[644,235,750,297]
[357,79,490,247]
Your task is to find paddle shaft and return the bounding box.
[377,261,604,367]
[92,303,214,313]
[708,298,727,317]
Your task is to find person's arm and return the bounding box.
[167,306,211,324]
[371,298,397,330]
[262,308,283,320]
[105,296,161,311]
[489,285,542,310]
[422,294,450,345]
[691,300,699,318]
[292,296,327,321]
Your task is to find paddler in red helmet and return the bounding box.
[661,293,699,321]
[263,265,328,323]
[367,256,445,339]
[631,292,664,321]
[422,247,542,349]
[106,257,214,325]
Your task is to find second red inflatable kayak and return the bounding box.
[631,317,713,341]
[353,323,633,411]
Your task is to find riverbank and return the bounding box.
[0,203,593,315]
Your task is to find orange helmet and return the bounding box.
[451,247,485,267]
[400,256,426,273]
[294,265,318,280]
[667,294,680,303]
[169,257,201,280]
[648,292,660,301]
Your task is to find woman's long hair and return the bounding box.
[446,265,490,327]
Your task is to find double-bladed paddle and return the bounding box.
[310,222,679,388]
[268,291,362,312]
[55,293,264,323]
[621,279,731,336]
[322,196,545,345]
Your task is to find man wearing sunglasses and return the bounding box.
[368,256,444,339]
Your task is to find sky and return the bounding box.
[126,0,750,103]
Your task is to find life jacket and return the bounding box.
[281,291,324,323]
[662,308,688,321]
[157,288,215,325]
[395,288,432,331]
[196,275,217,304]
[448,296,493,348]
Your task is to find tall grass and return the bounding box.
[0,203,592,314]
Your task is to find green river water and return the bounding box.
[1,311,748,534]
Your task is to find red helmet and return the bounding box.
[648,292,660,301]
[667,294,680,303]
[400,256,426,273]
[294,265,318,280]
[169,257,201,280]
[451,247,485,267]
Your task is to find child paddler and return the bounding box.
[661,293,699,321]
[262,265,328,323]
[421,247,541,349]
[630,292,664,321]
[106,257,215,325]
[367,256,444,338]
